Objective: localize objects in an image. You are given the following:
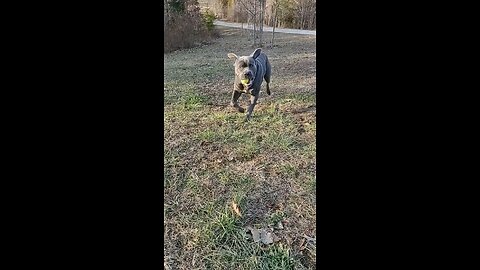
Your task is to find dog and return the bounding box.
[227,48,271,120]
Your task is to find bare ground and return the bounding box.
[164,26,316,269]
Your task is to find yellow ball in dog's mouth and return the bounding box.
[241,79,249,85]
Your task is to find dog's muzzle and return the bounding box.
[245,77,255,89]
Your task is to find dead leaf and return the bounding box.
[299,238,306,250]
[246,227,278,245]
[247,227,261,243]
[260,229,274,245]
[285,235,293,246]
[231,201,242,217]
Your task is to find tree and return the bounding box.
[234,0,268,47]
[270,0,280,47]
[236,0,263,47]
[258,0,265,46]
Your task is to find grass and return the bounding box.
[164,26,316,269]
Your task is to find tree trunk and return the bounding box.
[253,0,257,47]
[270,0,278,48]
[310,3,316,29]
[259,0,264,47]
[247,15,251,40]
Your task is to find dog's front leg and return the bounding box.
[245,94,259,120]
[230,89,245,113]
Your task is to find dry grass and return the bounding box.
[164,26,316,269]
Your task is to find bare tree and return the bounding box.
[237,0,263,47]
[258,0,265,47]
[253,0,257,45]
[237,0,255,43]
[270,0,280,48]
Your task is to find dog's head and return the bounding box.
[227,48,262,89]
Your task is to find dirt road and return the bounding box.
[214,20,316,36]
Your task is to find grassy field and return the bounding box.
[164,26,316,269]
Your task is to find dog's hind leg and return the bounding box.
[264,61,271,95]
[265,81,271,96]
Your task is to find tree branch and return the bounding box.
[237,0,255,16]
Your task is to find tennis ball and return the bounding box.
[241,79,249,85]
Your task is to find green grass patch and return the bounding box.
[197,129,221,141]
[263,131,296,151]
[268,210,287,225]
[180,91,209,110]
[279,163,299,178]
[307,175,316,193]
[202,232,296,270]
[300,142,316,159]
[209,111,239,123]
[216,170,255,191]
[198,202,296,269]
[235,142,260,161]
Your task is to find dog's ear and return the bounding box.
[227,53,238,60]
[252,48,262,59]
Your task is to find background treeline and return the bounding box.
[164,0,316,52]
[203,0,316,30]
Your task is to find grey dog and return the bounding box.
[227,48,271,120]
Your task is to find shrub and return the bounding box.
[164,0,218,53]
[202,9,216,31]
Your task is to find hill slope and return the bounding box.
[164,26,316,269]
